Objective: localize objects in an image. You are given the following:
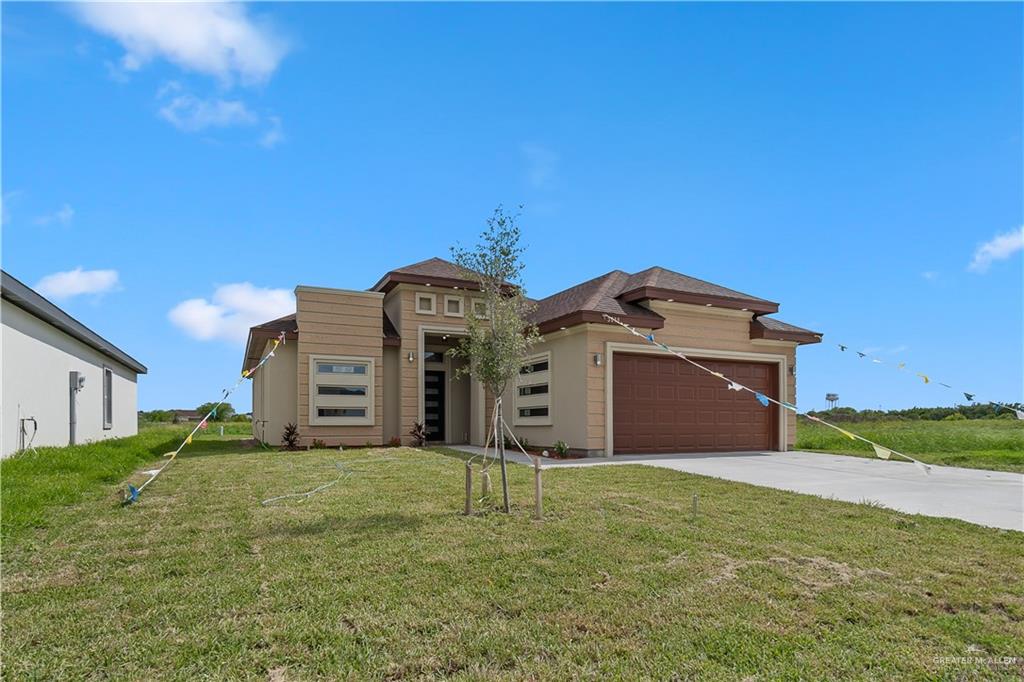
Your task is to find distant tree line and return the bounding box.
[137,403,251,423]
[806,403,1022,423]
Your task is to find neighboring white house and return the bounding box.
[1,270,147,457]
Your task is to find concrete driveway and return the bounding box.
[451,446,1023,532]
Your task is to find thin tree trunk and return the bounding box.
[496,399,511,513]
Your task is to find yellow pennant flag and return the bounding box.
[837,428,857,441]
[872,444,892,460]
[185,435,193,445]
[242,369,250,378]
[917,373,930,384]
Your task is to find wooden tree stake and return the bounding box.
[464,462,473,516]
[533,456,543,520]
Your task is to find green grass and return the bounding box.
[795,418,1024,473]
[3,437,1023,679]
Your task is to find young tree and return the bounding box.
[450,206,541,513]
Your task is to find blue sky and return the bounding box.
[3,2,1021,413]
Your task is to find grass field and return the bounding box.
[796,418,1024,473]
[3,436,1022,679]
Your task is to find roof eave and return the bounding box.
[537,309,665,335]
[749,320,823,345]
[618,286,779,314]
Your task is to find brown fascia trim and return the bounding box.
[536,310,665,335]
[370,272,483,294]
[242,328,299,371]
[383,336,401,347]
[749,319,823,345]
[618,286,779,314]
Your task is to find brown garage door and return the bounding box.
[613,353,778,454]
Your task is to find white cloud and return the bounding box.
[968,226,1024,273]
[522,143,559,190]
[158,90,257,132]
[34,203,75,227]
[71,2,288,86]
[259,115,284,148]
[36,267,119,300]
[921,271,938,281]
[168,282,294,344]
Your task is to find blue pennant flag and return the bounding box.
[964,392,975,402]
[210,407,217,419]
[646,334,655,342]
[755,392,770,407]
[781,401,797,411]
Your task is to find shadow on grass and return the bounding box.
[262,512,425,539]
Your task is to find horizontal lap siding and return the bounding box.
[297,289,384,445]
[586,303,797,452]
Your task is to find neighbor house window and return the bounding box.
[514,351,552,425]
[444,295,464,317]
[102,366,113,429]
[415,293,436,315]
[310,355,374,425]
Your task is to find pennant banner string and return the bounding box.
[124,332,288,505]
[602,315,933,473]
[833,342,1021,417]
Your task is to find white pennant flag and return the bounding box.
[727,382,743,391]
[1015,409,1024,421]
[872,444,891,460]
[914,460,932,475]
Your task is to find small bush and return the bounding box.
[942,412,966,421]
[553,440,569,457]
[311,438,327,449]
[281,423,301,450]
[410,422,427,447]
[388,436,402,447]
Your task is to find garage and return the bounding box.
[612,352,779,454]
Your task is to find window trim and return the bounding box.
[102,366,113,430]
[309,354,374,426]
[443,295,464,318]
[471,299,489,319]
[415,292,437,315]
[514,351,552,426]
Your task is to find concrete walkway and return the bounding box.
[449,446,1023,532]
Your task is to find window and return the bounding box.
[317,362,367,375]
[102,367,113,429]
[415,293,436,315]
[444,295,464,317]
[317,386,367,396]
[518,407,549,418]
[471,299,489,319]
[318,408,367,418]
[520,359,549,375]
[514,352,552,425]
[423,350,445,364]
[310,355,374,425]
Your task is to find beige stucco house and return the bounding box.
[245,257,820,456]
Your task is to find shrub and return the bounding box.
[409,422,427,447]
[281,423,301,450]
[311,438,327,449]
[388,436,402,447]
[553,440,569,457]
[943,413,966,421]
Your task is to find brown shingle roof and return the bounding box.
[619,267,775,307]
[750,316,822,345]
[529,271,665,333]
[243,310,402,370]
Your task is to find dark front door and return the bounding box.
[424,370,446,442]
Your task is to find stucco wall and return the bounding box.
[251,338,298,446]
[2,299,139,457]
[295,286,384,446]
[499,329,589,452]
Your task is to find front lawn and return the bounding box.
[796,418,1024,473]
[3,438,1022,679]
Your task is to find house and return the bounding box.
[2,270,147,457]
[170,409,202,423]
[245,257,821,455]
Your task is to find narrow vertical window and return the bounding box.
[103,367,113,429]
